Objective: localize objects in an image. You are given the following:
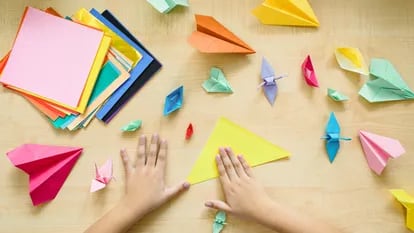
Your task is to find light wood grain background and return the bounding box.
[0,0,413,232]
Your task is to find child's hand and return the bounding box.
[204,147,274,221]
[119,134,190,220]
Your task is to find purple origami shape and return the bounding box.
[259,57,287,105]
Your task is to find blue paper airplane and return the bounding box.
[163,85,184,116]
[322,112,351,163]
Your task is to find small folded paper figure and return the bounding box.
[302,55,319,87]
[390,189,414,231]
[146,0,189,14]
[186,123,194,140]
[164,85,184,116]
[213,211,227,233]
[202,67,233,93]
[327,88,349,101]
[259,57,287,106]
[90,159,114,192]
[334,47,368,75]
[121,119,142,132]
[321,112,351,163]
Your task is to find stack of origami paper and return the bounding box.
[0,7,161,130]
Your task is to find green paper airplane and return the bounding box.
[202,67,233,93]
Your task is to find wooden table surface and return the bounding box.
[1,0,414,232]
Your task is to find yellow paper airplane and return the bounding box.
[252,0,319,27]
[390,189,414,231]
[187,117,290,184]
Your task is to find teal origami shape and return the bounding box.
[321,112,351,163]
[327,88,349,101]
[202,67,233,93]
[359,58,414,102]
[164,85,183,116]
[213,211,226,233]
[121,120,142,132]
[147,0,189,14]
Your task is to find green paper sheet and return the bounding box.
[121,120,142,132]
[327,88,349,101]
[359,58,414,102]
[202,67,233,93]
[213,211,226,233]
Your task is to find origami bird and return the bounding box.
[213,211,227,233]
[321,112,351,163]
[90,159,114,192]
[259,57,287,106]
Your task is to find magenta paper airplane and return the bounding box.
[302,55,319,87]
[359,130,405,175]
[90,159,114,192]
[259,57,287,105]
[6,144,82,206]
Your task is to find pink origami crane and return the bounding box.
[6,144,82,206]
[90,159,114,192]
[359,130,405,175]
[301,55,319,87]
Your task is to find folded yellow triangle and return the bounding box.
[390,189,414,231]
[252,0,319,27]
[187,117,291,184]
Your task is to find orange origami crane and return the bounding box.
[188,14,255,54]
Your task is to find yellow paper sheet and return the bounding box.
[390,189,414,231]
[187,117,291,184]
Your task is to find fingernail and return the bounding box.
[204,201,212,207]
[183,182,190,189]
[216,155,220,161]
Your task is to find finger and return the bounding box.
[216,155,230,186]
[156,139,168,173]
[219,147,237,181]
[147,134,159,167]
[238,155,253,178]
[135,135,147,168]
[204,200,232,212]
[120,149,133,177]
[164,181,191,200]
[225,147,245,178]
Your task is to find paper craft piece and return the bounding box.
[202,67,233,93]
[359,58,414,103]
[252,0,319,27]
[359,130,405,175]
[92,9,162,123]
[213,211,227,233]
[301,55,319,87]
[259,57,287,105]
[6,144,82,205]
[327,88,349,101]
[147,0,189,14]
[334,47,368,75]
[0,7,108,113]
[187,117,290,184]
[164,86,184,116]
[186,123,194,140]
[121,119,142,132]
[188,14,255,54]
[321,112,351,163]
[90,159,114,192]
[390,189,414,231]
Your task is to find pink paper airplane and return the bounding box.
[359,130,405,175]
[301,55,319,87]
[90,159,114,192]
[6,144,82,206]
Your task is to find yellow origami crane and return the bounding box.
[187,117,290,184]
[390,189,414,231]
[252,0,319,27]
[334,47,368,75]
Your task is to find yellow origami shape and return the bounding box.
[334,47,368,75]
[252,0,319,27]
[390,189,414,231]
[187,117,291,184]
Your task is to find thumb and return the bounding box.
[204,200,232,212]
[164,181,191,200]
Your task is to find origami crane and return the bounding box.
[185,123,194,140]
[252,0,319,27]
[259,57,287,105]
[6,144,82,205]
[359,130,405,175]
[327,88,349,101]
[321,112,351,163]
[146,0,189,14]
[359,58,414,102]
[334,47,368,75]
[90,159,114,192]
[302,55,319,87]
[390,189,414,231]
[121,119,142,132]
[164,85,184,116]
[213,211,227,233]
[188,14,255,54]
[202,67,233,93]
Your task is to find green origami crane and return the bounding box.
[213,211,226,233]
[121,120,142,132]
[327,88,349,101]
[359,58,414,102]
[202,67,233,93]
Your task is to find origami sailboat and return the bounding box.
[252,0,319,27]
[6,144,82,205]
[334,47,368,75]
[321,112,351,163]
[90,159,114,192]
[188,14,255,54]
[302,55,319,87]
[359,130,405,175]
[164,85,184,116]
[186,123,194,140]
[147,0,189,14]
[259,57,287,105]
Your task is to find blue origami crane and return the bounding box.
[321,112,351,163]
[163,85,183,116]
[213,211,226,233]
[259,57,287,106]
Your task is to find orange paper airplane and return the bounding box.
[188,14,255,54]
